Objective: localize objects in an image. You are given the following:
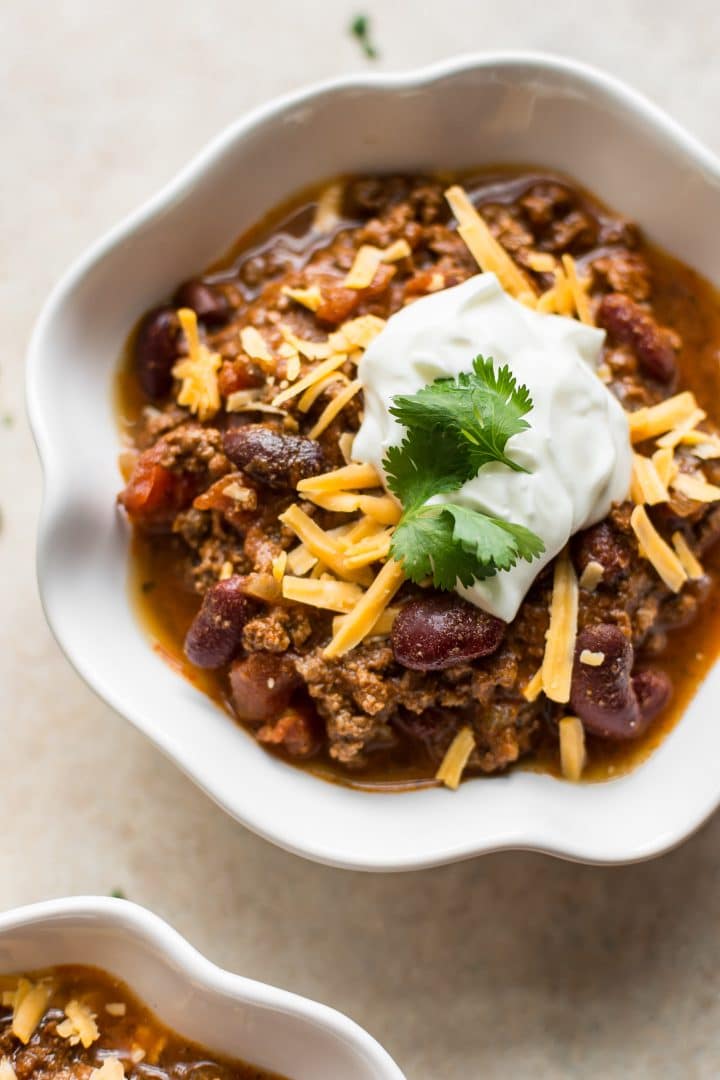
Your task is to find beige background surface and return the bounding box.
[3,2,720,1077]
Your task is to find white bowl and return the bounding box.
[0,897,404,1079]
[28,52,720,869]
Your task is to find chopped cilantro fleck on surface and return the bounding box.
[349,13,379,59]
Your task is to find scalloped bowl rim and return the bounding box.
[26,52,720,870]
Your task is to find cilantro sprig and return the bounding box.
[384,356,545,589]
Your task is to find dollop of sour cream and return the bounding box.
[352,273,632,623]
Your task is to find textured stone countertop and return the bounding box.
[3,3,720,1076]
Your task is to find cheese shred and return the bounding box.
[630,453,669,506]
[671,531,704,580]
[324,558,406,658]
[444,185,535,300]
[435,727,476,790]
[344,245,383,289]
[541,550,579,704]
[561,254,594,325]
[173,308,221,421]
[627,392,697,443]
[272,353,348,408]
[297,462,382,494]
[559,716,586,781]
[282,576,364,613]
[308,379,363,439]
[630,505,687,592]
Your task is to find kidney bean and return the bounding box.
[570,624,670,739]
[135,306,181,401]
[257,706,320,758]
[184,578,255,669]
[174,279,230,325]
[597,293,677,384]
[574,521,632,585]
[632,669,672,723]
[392,594,506,671]
[223,424,326,490]
[229,652,301,725]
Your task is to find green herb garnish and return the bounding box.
[349,14,379,59]
[384,356,545,589]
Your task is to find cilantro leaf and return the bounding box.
[389,354,532,474]
[391,503,544,588]
[382,354,545,591]
[384,426,470,512]
[443,504,545,570]
[391,509,480,589]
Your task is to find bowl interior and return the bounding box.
[30,55,720,868]
[0,902,401,1080]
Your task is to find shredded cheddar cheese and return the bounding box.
[278,325,332,360]
[559,716,586,781]
[381,238,412,262]
[308,378,363,439]
[627,392,697,443]
[630,505,687,592]
[282,576,364,613]
[271,551,287,585]
[342,531,393,569]
[579,560,604,592]
[656,407,707,450]
[297,462,382,493]
[57,1000,100,1048]
[689,440,720,460]
[527,252,557,273]
[240,325,273,364]
[631,452,669,505]
[435,727,476,790]
[579,649,605,667]
[652,446,678,488]
[297,372,349,412]
[105,1002,127,1017]
[173,309,221,421]
[313,182,343,232]
[444,185,535,300]
[282,284,323,312]
[0,1059,18,1080]
[286,543,317,576]
[344,245,383,289]
[671,472,720,503]
[671,531,704,580]
[9,979,52,1044]
[332,605,399,639]
[561,254,594,325]
[324,558,406,658]
[272,352,348,407]
[338,432,354,463]
[90,1059,126,1080]
[329,314,386,351]
[303,490,402,525]
[279,504,370,583]
[522,666,544,702]
[541,550,579,704]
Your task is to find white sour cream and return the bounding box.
[352,273,632,622]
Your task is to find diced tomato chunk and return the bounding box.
[118,450,194,528]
